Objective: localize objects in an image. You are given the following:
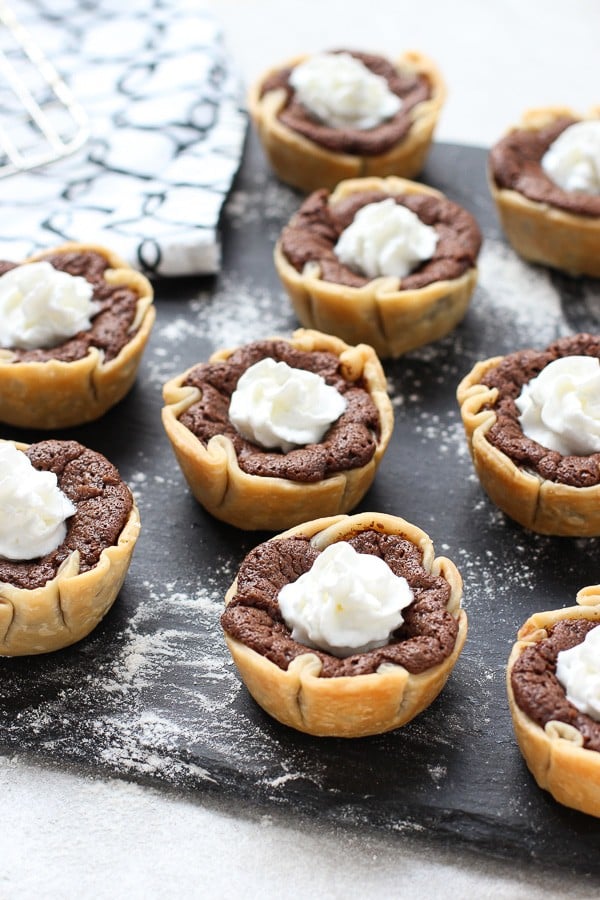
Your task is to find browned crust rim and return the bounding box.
[0,242,155,429]
[457,352,600,536]
[275,177,479,358]
[222,511,466,737]
[248,50,446,193]
[161,329,394,531]
[488,106,600,277]
[0,439,141,657]
[506,587,600,817]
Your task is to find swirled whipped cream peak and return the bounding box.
[0,443,76,561]
[515,355,600,456]
[228,357,347,453]
[334,197,439,279]
[289,52,402,130]
[0,260,99,351]
[556,624,600,721]
[541,120,600,195]
[277,541,414,657]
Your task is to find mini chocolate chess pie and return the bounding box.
[457,334,600,536]
[161,329,394,531]
[248,49,446,193]
[0,242,155,429]
[275,176,481,358]
[0,439,140,656]
[489,106,600,277]
[221,511,467,737]
[507,585,600,817]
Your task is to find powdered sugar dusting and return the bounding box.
[3,144,600,862]
[2,560,329,790]
[200,271,296,349]
[476,238,565,346]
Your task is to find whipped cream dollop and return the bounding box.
[228,358,347,453]
[289,52,402,130]
[556,624,600,721]
[515,355,600,456]
[334,197,439,279]
[0,443,76,561]
[277,541,414,657]
[541,120,600,195]
[0,261,99,350]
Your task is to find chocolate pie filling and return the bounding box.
[280,189,481,290]
[221,529,458,677]
[260,50,432,156]
[0,250,141,363]
[511,618,600,752]
[489,116,600,218]
[480,333,600,487]
[0,440,133,590]
[179,340,381,482]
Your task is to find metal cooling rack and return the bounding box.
[0,1,89,177]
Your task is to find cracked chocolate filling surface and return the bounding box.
[511,618,600,752]
[480,333,600,487]
[0,250,141,363]
[0,440,133,591]
[221,529,458,677]
[179,340,381,482]
[260,50,432,156]
[280,188,482,289]
[489,115,600,218]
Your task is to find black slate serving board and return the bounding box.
[2,132,600,871]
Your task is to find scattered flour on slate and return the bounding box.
[5,222,600,826]
[412,414,469,459]
[225,175,299,237]
[5,560,325,789]
[146,275,297,393]
[427,764,448,787]
[200,270,296,349]
[146,172,302,386]
[473,238,567,349]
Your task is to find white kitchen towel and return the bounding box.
[0,0,247,276]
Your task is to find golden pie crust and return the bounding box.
[248,50,446,194]
[0,242,155,429]
[489,106,600,277]
[507,587,600,817]
[161,329,394,531]
[457,355,600,536]
[0,440,141,657]
[275,176,479,359]
[222,511,467,737]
